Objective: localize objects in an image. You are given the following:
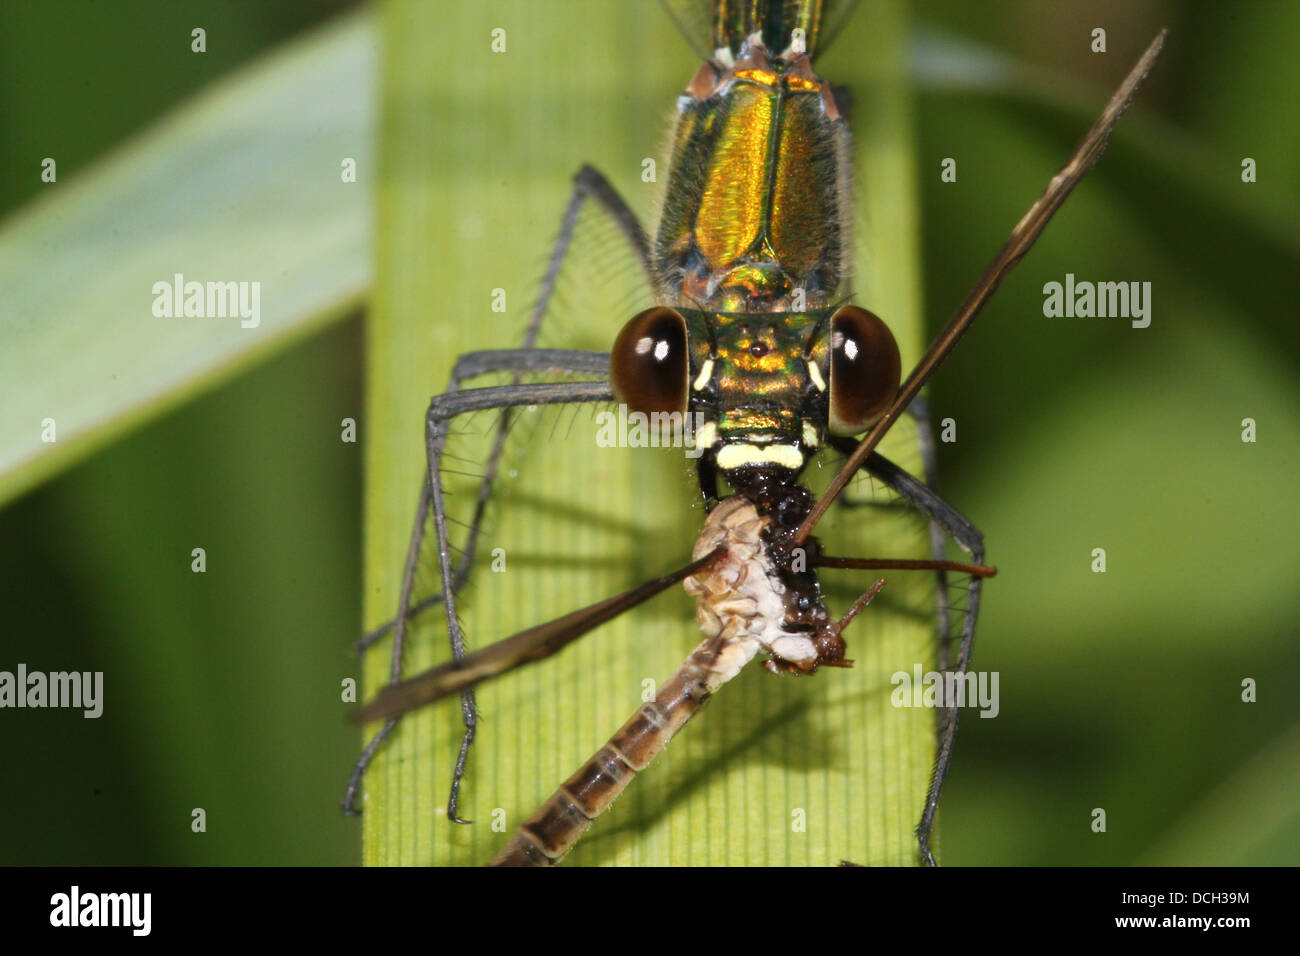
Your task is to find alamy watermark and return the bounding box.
[595,404,707,458]
[1042,273,1151,328]
[891,664,999,718]
[50,886,150,936]
[0,664,102,718]
[152,272,261,328]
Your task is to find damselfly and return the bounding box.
[348,0,1164,866]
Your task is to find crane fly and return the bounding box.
[348,1,1165,866]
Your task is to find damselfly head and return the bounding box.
[612,302,899,478]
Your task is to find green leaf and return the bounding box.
[1140,719,1300,865]
[361,0,935,866]
[0,10,374,507]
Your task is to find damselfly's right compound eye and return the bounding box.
[826,305,900,436]
[611,307,689,415]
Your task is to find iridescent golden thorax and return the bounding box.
[654,34,849,315]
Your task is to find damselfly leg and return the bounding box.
[834,437,986,865]
[345,165,650,820]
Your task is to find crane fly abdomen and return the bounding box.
[488,636,740,866]
[490,497,835,866]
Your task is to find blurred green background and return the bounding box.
[1,0,1296,865]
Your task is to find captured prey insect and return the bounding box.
[349,1,1166,866]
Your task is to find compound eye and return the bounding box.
[827,305,900,436]
[610,307,689,415]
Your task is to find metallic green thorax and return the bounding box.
[653,9,851,475]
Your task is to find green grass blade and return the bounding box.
[363,0,932,866]
[0,11,374,506]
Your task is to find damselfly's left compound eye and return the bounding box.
[610,307,689,416]
[827,305,900,436]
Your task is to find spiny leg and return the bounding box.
[346,374,613,817]
[818,31,1173,864]
[428,164,652,645]
[900,398,962,859]
[905,397,954,675]
[425,380,614,820]
[430,166,649,822]
[835,399,957,668]
[868,454,982,868]
[342,353,609,816]
[346,164,650,818]
[357,165,650,652]
[353,349,611,654]
[832,436,985,867]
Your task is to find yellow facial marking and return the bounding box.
[693,358,715,391]
[716,443,804,471]
[693,421,719,450]
[806,359,826,392]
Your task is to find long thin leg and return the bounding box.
[874,462,982,868]
[903,399,961,861]
[864,452,984,867]
[352,353,610,650]
[828,438,982,557]
[342,356,611,815]
[831,436,985,867]
[357,167,647,649]
[810,40,1165,853]
[342,481,431,816]
[837,400,957,667]
[432,166,649,821]
[425,381,614,820]
[906,397,954,675]
[344,377,614,818]
[347,164,650,818]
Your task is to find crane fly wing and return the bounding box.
[354,548,724,724]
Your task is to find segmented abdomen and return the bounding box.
[489,498,787,865]
[489,636,733,866]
